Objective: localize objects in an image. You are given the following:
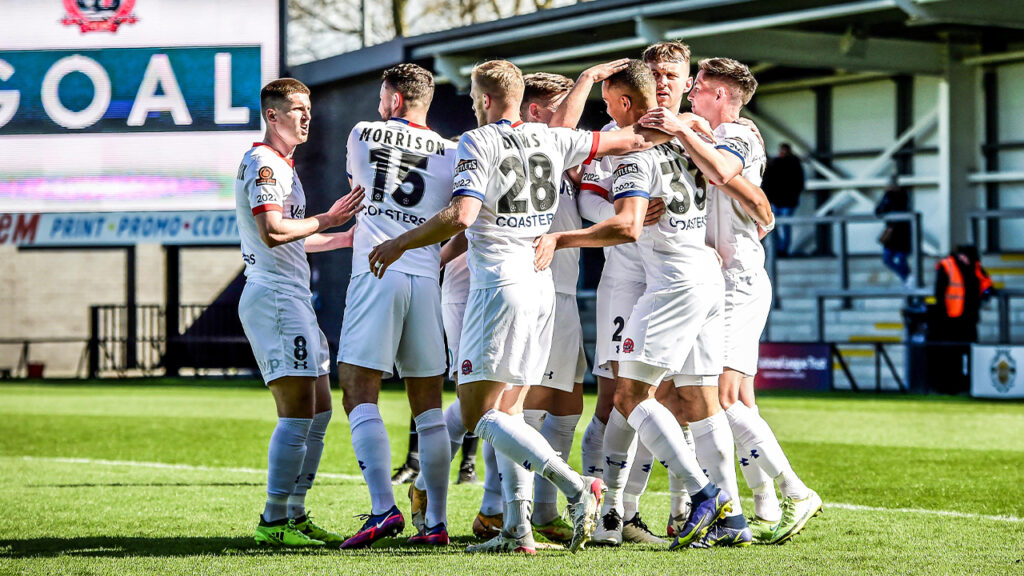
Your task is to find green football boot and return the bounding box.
[748,516,778,544]
[532,515,575,544]
[254,517,325,547]
[770,490,822,544]
[292,513,345,545]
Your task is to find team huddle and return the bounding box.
[234,39,822,554]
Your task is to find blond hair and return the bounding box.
[698,57,758,105]
[641,40,691,65]
[472,60,524,104]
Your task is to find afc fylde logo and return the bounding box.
[62,0,139,33]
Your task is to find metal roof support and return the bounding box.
[435,55,475,92]
[937,42,981,252]
[662,0,899,40]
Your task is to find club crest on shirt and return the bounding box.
[62,0,139,33]
[255,166,277,187]
[622,338,634,354]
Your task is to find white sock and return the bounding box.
[581,415,606,477]
[725,403,809,500]
[505,499,532,539]
[414,408,451,528]
[264,417,312,522]
[682,425,695,452]
[668,471,691,519]
[475,409,584,501]
[348,403,396,515]
[623,441,654,520]
[601,409,638,517]
[288,409,331,518]
[444,399,467,455]
[690,411,742,517]
[497,441,533,538]
[627,399,709,496]
[413,402,467,492]
[534,412,580,524]
[480,440,503,516]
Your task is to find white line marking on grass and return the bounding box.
[18,456,365,482]
[645,492,1023,524]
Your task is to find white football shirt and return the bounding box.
[347,118,457,279]
[452,120,598,289]
[706,122,768,272]
[580,121,645,283]
[235,143,311,298]
[549,175,582,295]
[610,140,720,291]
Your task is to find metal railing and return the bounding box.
[967,208,1024,254]
[89,304,164,377]
[995,288,1024,344]
[767,211,924,309]
[0,338,90,379]
[814,288,931,392]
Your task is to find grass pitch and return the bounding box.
[0,380,1022,575]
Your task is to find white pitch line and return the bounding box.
[17,456,365,482]
[15,457,1024,524]
[645,492,1022,524]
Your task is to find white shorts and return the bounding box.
[618,280,725,382]
[442,300,467,380]
[594,275,646,379]
[538,292,588,392]
[338,272,446,379]
[722,268,772,376]
[458,281,555,386]
[238,282,330,385]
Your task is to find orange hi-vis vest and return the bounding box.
[938,256,994,318]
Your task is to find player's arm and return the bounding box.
[535,195,647,270]
[368,196,481,278]
[254,186,364,248]
[718,176,774,230]
[440,230,468,268]
[304,224,357,253]
[593,125,671,157]
[639,108,742,185]
[549,59,630,129]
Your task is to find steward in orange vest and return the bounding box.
[930,245,994,343]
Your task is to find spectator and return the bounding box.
[875,175,912,287]
[930,245,995,344]
[761,143,804,256]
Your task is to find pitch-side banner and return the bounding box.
[0,211,239,246]
[971,345,1024,399]
[754,342,833,391]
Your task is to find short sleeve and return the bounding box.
[551,127,598,169]
[714,123,754,169]
[610,155,652,201]
[581,157,612,199]
[452,132,491,202]
[246,158,287,215]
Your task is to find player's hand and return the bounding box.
[533,234,558,271]
[677,112,715,141]
[338,223,357,248]
[758,222,769,240]
[326,185,365,227]
[368,237,405,278]
[583,59,630,84]
[644,198,665,226]
[736,116,765,150]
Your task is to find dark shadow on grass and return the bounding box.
[29,482,267,488]
[0,535,499,558]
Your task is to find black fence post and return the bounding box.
[89,306,100,379]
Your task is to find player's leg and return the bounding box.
[338,362,404,549]
[289,363,344,545]
[581,375,613,477]
[239,285,325,547]
[405,374,450,545]
[655,380,693,537]
[458,433,480,483]
[524,383,583,544]
[615,288,732,549]
[391,416,420,485]
[397,274,451,544]
[721,269,820,543]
